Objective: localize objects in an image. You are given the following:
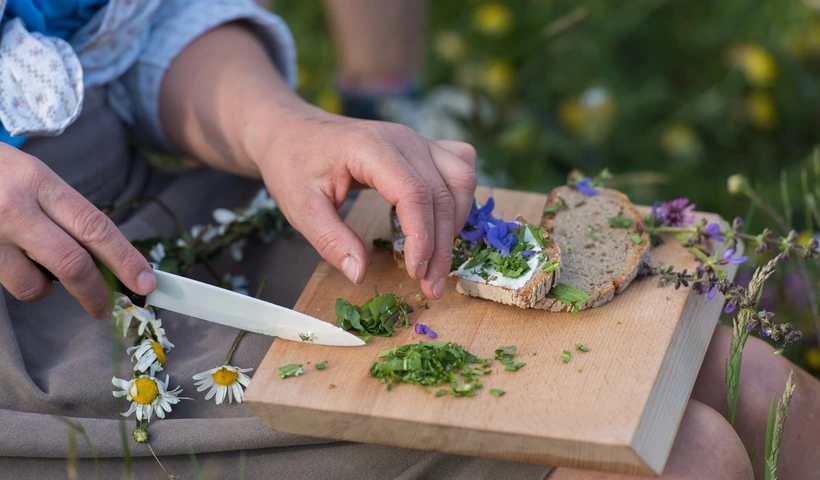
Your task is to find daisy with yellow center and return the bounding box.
[112,293,157,337]
[112,374,183,422]
[193,365,253,405]
[127,339,169,373]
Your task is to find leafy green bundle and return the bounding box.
[370,341,491,397]
[335,291,414,342]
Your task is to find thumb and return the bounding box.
[293,196,368,285]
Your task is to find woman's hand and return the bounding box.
[0,144,156,318]
[247,108,477,300]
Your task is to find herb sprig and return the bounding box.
[335,290,414,342]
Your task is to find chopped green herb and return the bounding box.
[335,290,414,342]
[543,200,568,216]
[629,233,645,244]
[562,350,571,363]
[566,246,575,253]
[490,388,506,397]
[299,332,313,342]
[460,225,536,280]
[527,224,548,248]
[370,341,489,396]
[372,238,392,249]
[434,389,449,397]
[575,343,589,352]
[550,283,592,314]
[505,362,527,372]
[414,294,422,301]
[316,360,327,370]
[587,226,598,241]
[495,345,526,372]
[279,363,305,379]
[607,216,634,228]
[541,259,560,273]
[419,302,430,310]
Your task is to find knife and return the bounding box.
[33,261,365,347]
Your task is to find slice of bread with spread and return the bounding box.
[535,186,649,312]
[390,205,561,308]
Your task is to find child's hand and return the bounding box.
[247,109,477,300]
[0,144,156,318]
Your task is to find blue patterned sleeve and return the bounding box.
[110,0,297,153]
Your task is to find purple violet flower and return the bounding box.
[521,250,535,258]
[704,222,724,242]
[414,323,438,338]
[485,219,518,255]
[723,248,749,265]
[575,177,599,196]
[655,198,696,227]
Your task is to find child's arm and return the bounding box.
[158,23,477,300]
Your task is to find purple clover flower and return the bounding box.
[655,198,696,227]
[575,177,599,196]
[723,248,749,265]
[414,323,438,338]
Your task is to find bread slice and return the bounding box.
[390,207,561,308]
[535,186,649,312]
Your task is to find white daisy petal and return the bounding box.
[216,386,226,405]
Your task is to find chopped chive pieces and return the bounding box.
[279,363,305,379]
[562,350,571,363]
[434,389,449,397]
[504,362,527,372]
[566,245,575,253]
[490,388,506,397]
[543,200,568,216]
[550,283,592,315]
[495,345,526,372]
[587,226,598,241]
[607,216,634,228]
[541,259,560,272]
[316,360,328,370]
[575,343,589,352]
[629,233,645,244]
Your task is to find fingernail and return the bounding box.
[416,260,429,280]
[432,278,446,299]
[136,270,156,294]
[341,255,361,284]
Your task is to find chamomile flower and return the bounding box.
[141,317,175,351]
[112,294,157,337]
[127,338,170,373]
[193,365,253,405]
[112,374,183,422]
[149,243,166,263]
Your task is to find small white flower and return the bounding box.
[149,243,166,263]
[229,239,246,262]
[127,338,170,373]
[112,294,157,337]
[246,189,277,215]
[223,273,248,295]
[141,317,175,351]
[213,208,238,225]
[193,365,253,405]
[112,374,183,422]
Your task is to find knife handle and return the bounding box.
[31,259,148,308]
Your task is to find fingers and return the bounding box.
[0,246,53,303]
[35,172,156,296]
[434,140,477,169]
[428,142,478,236]
[13,209,113,318]
[289,194,368,285]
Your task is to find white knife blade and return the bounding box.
[146,269,365,346]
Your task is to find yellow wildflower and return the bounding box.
[739,44,777,88]
[746,91,777,130]
[434,31,467,62]
[558,87,616,143]
[472,3,513,36]
[479,60,514,95]
[805,348,820,371]
[660,123,702,160]
[797,230,814,247]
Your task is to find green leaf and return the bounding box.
[550,284,592,314]
[527,224,547,248]
[750,438,759,466]
[434,389,449,397]
[504,362,527,371]
[629,233,645,244]
[607,216,634,228]
[543,200,568,216]
[587,226,598,241]
[575,342,589,352]
[279,363,305,379]
[316,360,327,370]
[562,350,571,363]
[541,260,560,272]
[566,246,575,253]
[490,388,506,397]
[764,394,777,480]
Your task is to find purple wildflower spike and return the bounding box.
[704,223,724,242]
[723,248,749,265]
[656,198,696,227]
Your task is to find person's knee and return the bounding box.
[664,400,753,480]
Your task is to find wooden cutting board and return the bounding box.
[245,187,737,476]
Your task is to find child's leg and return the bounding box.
[547,400,753,479]
[692,325,820,479]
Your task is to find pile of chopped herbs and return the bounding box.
[494,345,527,371]
[335,290,414,342]
[549,283,592,314]
[369,341,491,397]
